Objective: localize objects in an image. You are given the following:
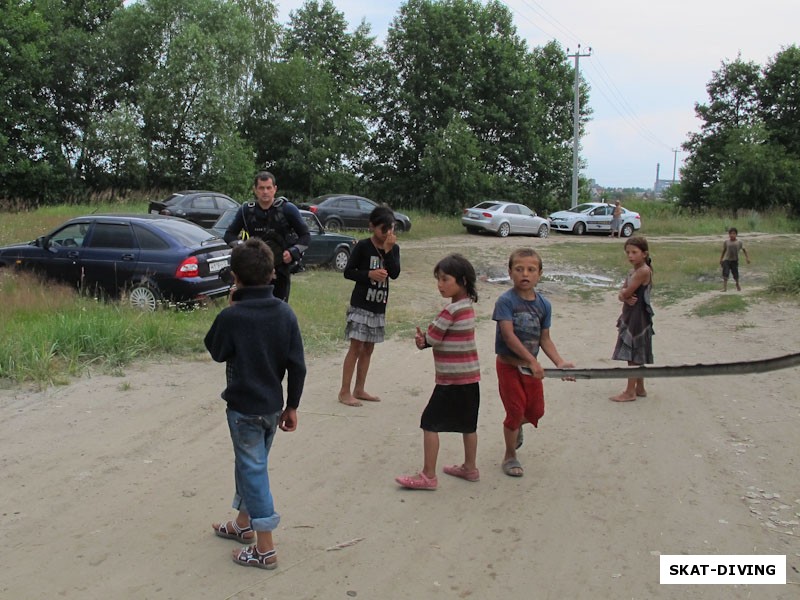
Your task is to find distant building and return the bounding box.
[653,163,677,197]
[654,178,675,196]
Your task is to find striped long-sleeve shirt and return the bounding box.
[424,297,480,385]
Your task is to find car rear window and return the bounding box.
[162,193,185,206]
[133,225,170,250]
[150,219,216,246]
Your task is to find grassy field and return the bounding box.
[1,201,798,386]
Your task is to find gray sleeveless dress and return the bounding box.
[612,278,654,365]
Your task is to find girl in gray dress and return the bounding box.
[611,237,653,402]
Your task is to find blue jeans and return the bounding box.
[226,408,282,532]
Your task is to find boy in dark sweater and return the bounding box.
[205,238,306,569]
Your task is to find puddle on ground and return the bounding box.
[544,271,615,288]
[481,269,615,288]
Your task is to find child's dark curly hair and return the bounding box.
[369,206,396,230]
[434,253,478,302]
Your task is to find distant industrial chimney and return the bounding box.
[654,163,660,192]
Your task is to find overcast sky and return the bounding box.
[274,0,799,189]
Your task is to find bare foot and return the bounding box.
[338,392,362,407]
[609,393,637,402]
[636,389,647,397]
[354,390,381,402]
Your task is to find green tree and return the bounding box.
[0,1,54,201]
[118,0,257,189]
[419,116,486,213]
[710,126,800,214]
[204,132,256,200]
[231,0,280,98]
[759,45,800,157]
[244,1,377,198]
[680,56,762,209]
[84,103,148,191]
[1,0,127,202]
[370,0,582,208]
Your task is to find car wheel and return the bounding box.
[537,224,549,238]
[621,223,634,237]
[332,248,350,272]
[127,283,162,311]
[325,218,343,232]
[497,222,511,238]
[394,220,405,233]
[573,222,586,235]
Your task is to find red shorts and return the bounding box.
[496,358,545,430]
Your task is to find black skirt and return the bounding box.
[420,382,480,433]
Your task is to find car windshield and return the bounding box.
[215,209,236,229]
[567,203,596,213]
[151,219,217,246]
[302,214,323,234]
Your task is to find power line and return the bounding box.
[502,1,674,154]
[586,53,673,151]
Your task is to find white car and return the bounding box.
[548,202,642,237]
[462,201,550,238]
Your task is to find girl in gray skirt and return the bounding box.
[338,206,401,407]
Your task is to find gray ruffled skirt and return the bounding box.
[344,306,386,343]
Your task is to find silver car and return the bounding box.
[462,201,550,238]
[548,202,642,237]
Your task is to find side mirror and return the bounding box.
[36,235,50,249]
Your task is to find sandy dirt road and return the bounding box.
[1,232,799,599]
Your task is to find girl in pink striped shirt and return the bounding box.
[395,254,481,490]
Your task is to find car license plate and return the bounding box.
[209,259,228,273]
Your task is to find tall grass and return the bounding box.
[623,201,800,235]
[768,257,800,294]
[289,270,352,354]
[0,272,219,385]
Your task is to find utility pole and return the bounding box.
[671,148,681,183]
[567,45,591,208]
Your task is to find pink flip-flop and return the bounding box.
[443,464,480,482]
[395,472,438,490]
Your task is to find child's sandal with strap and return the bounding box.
[212,520,255,543]
[231,545,278,570]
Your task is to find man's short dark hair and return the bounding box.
[231,239,274,286]
[253,171,277,186]
[728,227,738,234]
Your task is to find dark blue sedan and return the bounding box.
[0,214,232,310]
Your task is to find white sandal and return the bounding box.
[232,545,278,570]
[212,520,254,543]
